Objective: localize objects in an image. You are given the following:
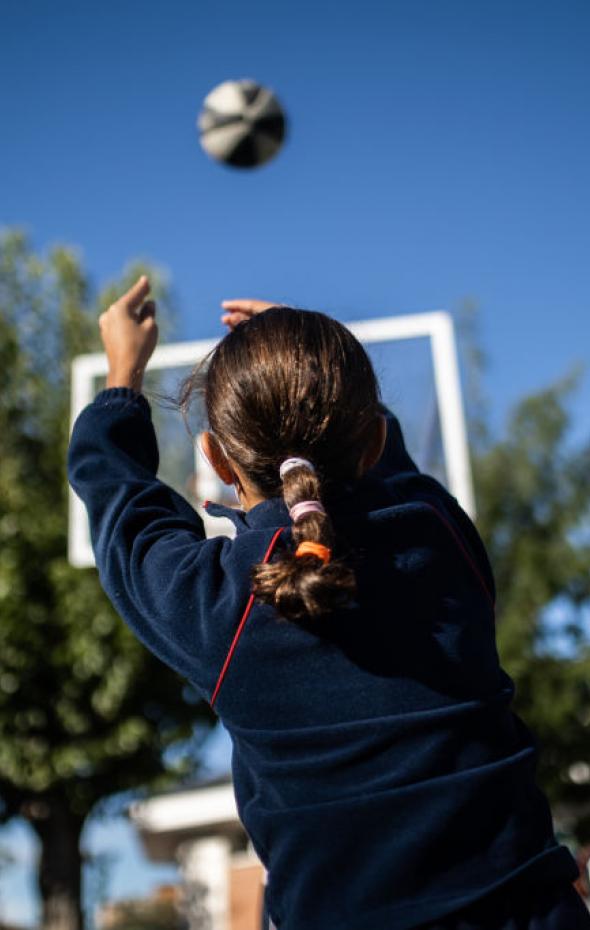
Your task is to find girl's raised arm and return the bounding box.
[67,282,265,701]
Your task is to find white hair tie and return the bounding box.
[279,457,315,481]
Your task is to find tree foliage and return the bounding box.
[461,305,590,840]
[97,892,188,930]
[0,231,213,930]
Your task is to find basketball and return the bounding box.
[197,79,287,169]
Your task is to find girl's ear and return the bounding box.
[200,432,235,486]
[357,414,387,476]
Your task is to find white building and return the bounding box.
[129,776,265,930]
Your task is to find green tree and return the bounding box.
[0,231,213,930]
[460,304,590,839]
[97,893,187,930]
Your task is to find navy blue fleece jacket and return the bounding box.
[68,388,576,930]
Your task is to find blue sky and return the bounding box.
[1,0,589,923]
[2,0,589,426]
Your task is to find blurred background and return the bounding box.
[0,1,589,928]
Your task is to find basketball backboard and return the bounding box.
[69,311,474,567]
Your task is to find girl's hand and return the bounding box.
[220,298,283,331]
[100,276,159,391]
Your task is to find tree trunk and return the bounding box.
[28,797,85,930]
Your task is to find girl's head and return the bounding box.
[181,307,385,621]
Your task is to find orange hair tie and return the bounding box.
[295,541,332,564]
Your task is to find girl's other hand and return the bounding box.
[100,276,159,391]
[220,298,283,331]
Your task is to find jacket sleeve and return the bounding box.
[67,388,251,698]
[367,404,419,479]
[369,405,496,605]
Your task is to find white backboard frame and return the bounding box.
[69,311,474,567]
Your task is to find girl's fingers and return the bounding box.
[221,299,257,312]
[221,311,250,327]
[221,298,277,313]
[138,299,156,322]
[121,276,151,314]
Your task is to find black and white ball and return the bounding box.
[198,79,287,169]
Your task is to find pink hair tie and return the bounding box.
[289,500,326,523]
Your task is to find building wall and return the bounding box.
[230,859,265,930]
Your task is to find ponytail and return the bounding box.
[180,306,381,623]
[251,460,356,622]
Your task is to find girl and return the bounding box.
[68,278,588,930]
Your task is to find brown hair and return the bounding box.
[180,308,381,622]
